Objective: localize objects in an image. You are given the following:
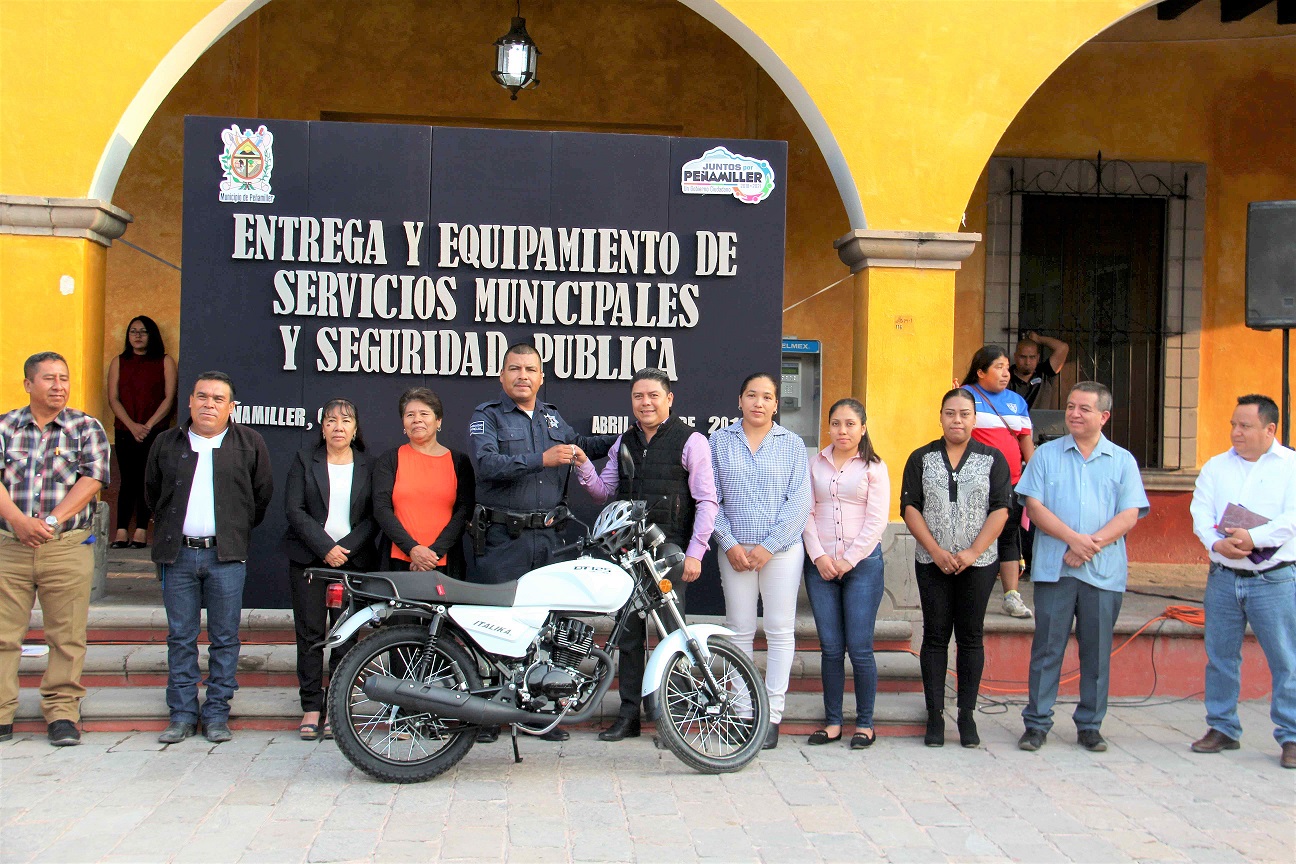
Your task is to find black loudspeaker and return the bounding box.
[1246,201,1296,329]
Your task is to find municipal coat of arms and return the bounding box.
[218,124,275,203]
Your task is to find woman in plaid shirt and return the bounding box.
[710,372,811,750]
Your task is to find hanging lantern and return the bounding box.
[492,4,540,100]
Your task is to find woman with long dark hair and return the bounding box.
[372,387,474,577]
[803,398,889,750]
[106,315,176,548]
[282,398,377,740]
[710,372,812,750]
[962,345,1035,619]
[901,388,1011,747]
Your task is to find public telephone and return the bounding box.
[780,338,821,450]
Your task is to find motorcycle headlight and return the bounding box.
[642,523,666,549]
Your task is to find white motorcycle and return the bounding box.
[310,492,768,783]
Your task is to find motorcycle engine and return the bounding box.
[524,618,595,700]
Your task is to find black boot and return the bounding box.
[599,716,641,742]
[924,712,945,747]
[957,710,980,748]
[762,723,780,750]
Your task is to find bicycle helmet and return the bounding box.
[591,500,642,551]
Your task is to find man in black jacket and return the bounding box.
[574,368,718,741]
[145,371,272,744]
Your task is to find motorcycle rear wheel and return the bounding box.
[329,624,480,783]
[654,635,769,774]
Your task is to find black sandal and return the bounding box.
[850,730,876,750]
[807,728,842,745]
[298,723,321,741]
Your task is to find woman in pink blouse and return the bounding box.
[803,398,890,749]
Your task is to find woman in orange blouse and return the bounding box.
[372,387,474,577]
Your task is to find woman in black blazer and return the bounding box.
[372,386,474,580]
[283,398,377,740]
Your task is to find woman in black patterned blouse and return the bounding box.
[900,388,1011,749]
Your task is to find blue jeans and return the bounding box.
[161,547,246,725]
[803,547,885,727]
[1204,562,1296,745]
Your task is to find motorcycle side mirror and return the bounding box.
[618,441,636,482]
[543,505,571,528]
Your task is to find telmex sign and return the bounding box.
[182,117,786,608]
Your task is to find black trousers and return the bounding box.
[616,581,688,718]
[114,428,162,532]
[288,561,353,714]
[916,560,998,713]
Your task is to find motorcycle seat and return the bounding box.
[353,570,520,607]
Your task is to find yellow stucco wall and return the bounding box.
[956,6,1296,464]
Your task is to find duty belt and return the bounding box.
[484,508,550,530]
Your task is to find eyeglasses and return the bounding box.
[128,329,149,336]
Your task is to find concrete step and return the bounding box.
[12,685,927,734]
[19,640,923,692]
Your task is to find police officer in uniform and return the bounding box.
[467,342,614,742]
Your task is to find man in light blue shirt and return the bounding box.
[1014,382,1149,753]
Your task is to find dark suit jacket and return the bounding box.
[372,445,474,578]
[145,421,273,564]
[282,442,378,569]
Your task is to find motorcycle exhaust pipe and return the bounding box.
[360,646,615,728]
[362,675,538,726]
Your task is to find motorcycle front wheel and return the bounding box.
[328,624,481,783]
[654,635,769,774]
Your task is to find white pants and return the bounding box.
[719,543,802,724]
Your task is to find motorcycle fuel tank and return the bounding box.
[447,558,634,657]
[514,557,633,613]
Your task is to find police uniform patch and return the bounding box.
[469,420,486,435]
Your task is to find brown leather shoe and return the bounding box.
[1191,728,1240,754]
[1281,741,1296,769]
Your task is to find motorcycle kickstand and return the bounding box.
[510,726,523,764]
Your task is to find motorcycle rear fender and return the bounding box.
[325,601,392,648]
[639,623,734,720]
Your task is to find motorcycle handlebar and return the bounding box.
[551,538,586,557]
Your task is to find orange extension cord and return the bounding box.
[908,604,1207,695]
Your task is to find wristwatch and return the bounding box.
[44,515,59,530]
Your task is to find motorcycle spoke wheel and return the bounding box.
[655,636,769,774]
[328,625,480,783]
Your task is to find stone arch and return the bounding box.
[89,0,868,226]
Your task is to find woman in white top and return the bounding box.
[283,399,376,740]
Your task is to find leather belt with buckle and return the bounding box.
[1215,560,1294,578]
[485,509,549,530]
[183,536,217,549]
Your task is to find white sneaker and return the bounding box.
[1003,590,1033,619]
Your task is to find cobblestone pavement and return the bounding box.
[2,700,1293,863]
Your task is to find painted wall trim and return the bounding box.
[0,196,133,247]
[678,0,866,229]
[835,229,981,272]
[88,0,272,203]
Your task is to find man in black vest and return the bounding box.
[574,368,718,741]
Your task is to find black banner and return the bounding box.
[182,116,787,610]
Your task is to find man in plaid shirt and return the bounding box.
[0,352,111,746]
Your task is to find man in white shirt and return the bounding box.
[1188,394,1296,770]
[145,372,273,744]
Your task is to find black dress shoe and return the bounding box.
[1077,729,1107,752]
[476,726,499,744]
[599,716,641,742]
[47,720,80,746]
[0,723,13,742]
[807,728,842,746]
[109,540,130,549]
[762,723,779,750]
[540,727,570,742]
[158,721,196,744]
